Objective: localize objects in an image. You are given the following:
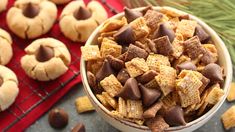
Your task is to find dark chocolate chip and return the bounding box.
[202,63,223,82]
[71,123,86,132]
[194,26,210,43]
[36,45,54,62]
[95,59,115,82]
[153,23,175,42]
[137,70,158,84]
[113,25,136,45]
[146,39,157,53]
[177,61,197,71]
[117,68,130,85]
[163,105,186,126]
[48,108,68,129]
[139,84,161,107]
[143,101,163,119]
[117,78,141,100]
[106,55,124,71]
[153,36,173,56]
[74,6,92,20]
[0,76,3,87]
[124,7,143,23]
[125,44,148,61]
[23,3,40,18]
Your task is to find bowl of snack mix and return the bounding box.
[81,6,233,132]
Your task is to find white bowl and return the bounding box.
[81,6,233,132]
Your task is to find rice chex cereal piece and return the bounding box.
[125,61,144,78]
[100,38,122,58]
[144,79,159,89]
[96,94,111,108]
[81,45,101,61]
[176,20,197,38]
[100,17,127,33]
[126,100,143,119]
[221,106,235,130]
[130,58,149,72]
[102,92,118,109]
[117,97,127,117]
[129,17,150,40]
[205,83,224,105]
[178,89,200,108]
[146,53,170,72]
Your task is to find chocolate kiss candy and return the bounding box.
[163,105,186,126]
[139,84,161,107]
[117,68,130,84]
[0,77,3,87]
[71,123,85,132]
[177,61,197,71]
[36,45,54,62]
[48,108,69,129]
[23,2,40,18]
[194,26,210,43]
[117,78,141,100]
[124,7,143,23]
[114,25,136,45]
[202,63,223,82]
[137,70,158,84]
[154,23,175,42]
[74,6,92,20]
[95,59,115,82]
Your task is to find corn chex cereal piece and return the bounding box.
[100,38,122,58]
[146,53,170,72]
[100,74,123,97]
[75,96,95,113]
[129,17,150,40]
[81,45,101,61]
[96,94,111,108]
[144,79,159,89]
[130,58,149,72]
[194,89,209,111]
[205,83,224,105]
[227,82,235,102]
[117,97,127,117]
[126,100,143,119]
[168,17,180,31]
[144,10,164,32]
[155,65,176,96]
[176,20,197,38]
[172,33,184,58]
[146,115,169,132]
[178,89,200,108]
[102,92,117,109]
[100,17,127,33]
[125,61,144,78]
[221,106,235,130]
[161,93,176,108]
[192,71,210,94]
[184,36,206,59]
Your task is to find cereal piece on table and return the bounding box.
[146,53,170,72]
[102,92,118,109]
[144,10,164,32]
[81,45,100,61]
[221,106,235,130]
[125,44,148,61]
[125,61,144,78]
[227,82,235,102]
[153,36,174,56]
[100,17,127,33]
[145,115,169,132]
[155,65,177,96]
[100,38,122,58]
[184,36,205,59]
[130,58,149,72]
[100,74,123,97]
[176,20,197,38]
[117,97,127,117]
[129,17,150,40]
[205,83,224,105]
[75,96,95,113]
[96,94,111,108]
[126,100,143,119]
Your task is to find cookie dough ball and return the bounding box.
[59,1,107,42]
[0,0,8,13]
[49,0,71,5]
[21,38,71,81]
[0,28,13,65]
[7,0,57,39]
[0,65,19,111]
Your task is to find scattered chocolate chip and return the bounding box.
[153,36,173,56]
[74,6,92,20]
[117,78,141,100]
[23,2,40,18]
[139,84,161,107]
[96,59,115,82]
[153,23,175,42]
[124,7,143,23]
[146,39,157,53]
[71,123,86,132]
[106,55,124,71]
[163,105,186,126]
[137,70,158,84]
[0,76,3,87]
[177,61,197,71]
[143,101,163,119]
[202,63,223,82]
[125,44,148,61]
[117,68,130,84]
[36,45,54,62]
[114,25,136,45]
[48,108,68,129]
[194,26,210,43]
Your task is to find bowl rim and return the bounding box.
[81,6,233,131]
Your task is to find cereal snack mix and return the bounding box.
[81,7,225,131]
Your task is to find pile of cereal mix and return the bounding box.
[81,6,225,131]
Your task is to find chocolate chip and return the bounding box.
[163,105,186,126]
[125,44,148,61]
[146,39,157,53]
[202,63,223,82]
[153,36,173,56]
[124,7,143,23]
[74,6,92,20]
[106,55,124,71]
[143,101,163,119]
[23,3,40,18]
[96,59,115,82]
[71,123,86,132]
[194,26,210,43]
[177,61,197,71]
[117,68,130,84]
[48,108,68,129]
[36,45,54,62]
[0,77,3,87]
[139,84,161,107]
[117,78,141,100]
[153,23,175,42]
[137,70,158,84]
[113,25,136,45]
